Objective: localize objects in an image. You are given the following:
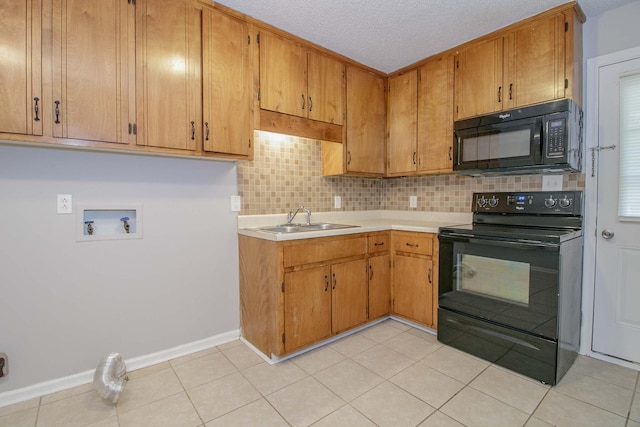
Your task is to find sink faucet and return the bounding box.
[287,205,311,225]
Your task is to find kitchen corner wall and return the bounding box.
[238,131,585,215]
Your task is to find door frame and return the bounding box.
[581,45,640,369]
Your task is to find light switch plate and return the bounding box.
[542,175,563,191]
[409,196,418,208]
[334,196,341,209]
[230,195,242,212]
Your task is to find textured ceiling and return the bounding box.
[215,0,636,73]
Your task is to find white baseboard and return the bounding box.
[0,329,240,409]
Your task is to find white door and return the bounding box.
[592,57,640,363]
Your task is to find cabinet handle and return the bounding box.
[33,97,40,122]
[54,100,61,124]
[406,242,419,248]
[308,96,312,112]
[301,94,305,110]
[374,242,384,246]
[448,146,452,161]
[412,152,416,165]
[509,83,513,100]
[324,275,329,292]
[204,122,209,141]
[347,151,352,165]
[428,268,432,284]
[190,121,196,140]
[497,86,502,102]
[369,264,374,281]
[332,272,336,290]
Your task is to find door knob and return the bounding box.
[601,229,615,239]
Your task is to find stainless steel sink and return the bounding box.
[258,223,359,234]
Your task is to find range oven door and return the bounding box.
[438,232,560,340]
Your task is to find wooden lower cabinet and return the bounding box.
[239,229,438,358]
[391,231,438,328]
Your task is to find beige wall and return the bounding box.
[238,131,585,215]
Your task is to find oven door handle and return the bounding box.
[439,233,559,250]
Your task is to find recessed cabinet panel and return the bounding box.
[387,70,418,175]
[52,0,132,144]
[0,0,42,136]
[136,0,201,151]
[202,8,251,156]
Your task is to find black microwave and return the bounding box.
[453,99,583,176]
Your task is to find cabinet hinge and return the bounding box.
[281,282,284,292]
[565,22,569,32]
[282,333,285,343]
[456,60,459,69]
[247,35,250,45]
[565,79,569,89]
[256,33,260,44]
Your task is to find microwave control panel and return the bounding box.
[546,118,566,158]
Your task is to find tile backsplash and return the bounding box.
[237,131,585,215]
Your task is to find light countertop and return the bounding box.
[237,210,472,241]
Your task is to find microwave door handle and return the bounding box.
[534,120,543,163]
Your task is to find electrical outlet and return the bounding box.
[334,196,342,209]
[57,194,72,214]
[409,196,418,208]
[0,352,7,378]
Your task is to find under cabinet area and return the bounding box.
[391,231,439,329]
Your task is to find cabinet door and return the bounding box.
[0,0,42,136]
[506,14,565,109]
[393,255,433,326]
[284,267,332,353]
[136,0,201,151]
[202,8,251,156]
[454,38,503,120]
[52,0,133,144]
[331,259,367,334]
[387,70,418,175]
[369,254,390,320]
[418,56,454,174]
[307,52,344,125]
[259,32,307,118]
[345,67,385,175]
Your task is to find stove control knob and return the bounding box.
[559,196,572,208]
[477,196,487,207]
[544,197,557,208]
[488,197,499,207]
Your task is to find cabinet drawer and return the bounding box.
[368,233,390,254]
[392,232,433,256]
[284,236,366,267]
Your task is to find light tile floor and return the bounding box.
[2,319,639,427]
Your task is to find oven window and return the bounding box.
[456,254,530,305]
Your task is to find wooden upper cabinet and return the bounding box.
[202,8,251,156]
[455,10,579,120]
[454,37,503,120]
[136,0,202,151]
[259,31,344,125]
[52,0,133,144]
[0,0,42,136]
[417,55,454,174]
[505,14,566,109]
[387,70,418,175]
[345,66,385,175]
